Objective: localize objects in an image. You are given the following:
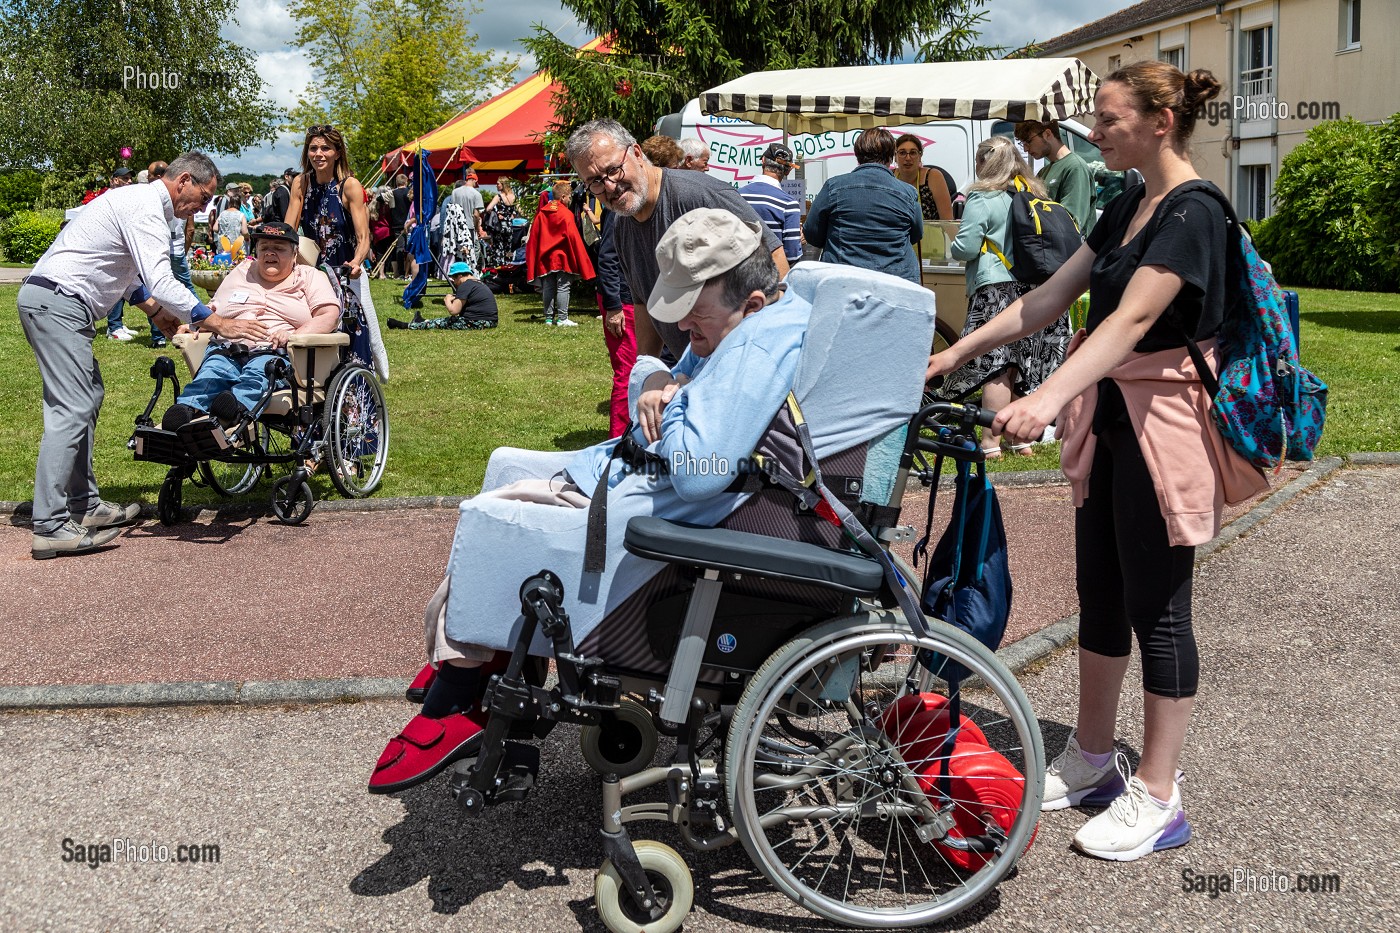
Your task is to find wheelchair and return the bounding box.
[445,394,1044,931]
[128,267,389,526]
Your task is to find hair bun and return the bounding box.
[1184,69,1223,108]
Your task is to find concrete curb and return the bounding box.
[1,454,1391,711]
[0,677,405,711]
[1,494,468,524]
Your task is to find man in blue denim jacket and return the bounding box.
[803,128,923,283]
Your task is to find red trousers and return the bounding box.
[599,300,637,437]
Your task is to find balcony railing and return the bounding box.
[1239,64,1274,100]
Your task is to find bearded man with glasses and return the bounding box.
[566,120,789,361]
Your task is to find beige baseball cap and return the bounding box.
[648,208,763,323]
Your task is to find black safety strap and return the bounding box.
[583,425,669,573]
[765,394,931,638]
[910,451,946,570]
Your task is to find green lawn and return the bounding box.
[0,281,1394,506]
[1293,286,1400,455]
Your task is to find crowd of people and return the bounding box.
[22,60,1256,868]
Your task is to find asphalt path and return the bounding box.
[2,465,1393,931]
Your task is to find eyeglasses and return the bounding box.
[307,124,333,135]
[895,148,922,156]
[582,151,630,193]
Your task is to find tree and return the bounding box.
[287,0,520,177]
[915,0,1040,62]
[0,0,280,178]
[1251,117,1398,292]
[523,0,1022,144]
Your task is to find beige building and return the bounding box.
[1041,0,1397,219]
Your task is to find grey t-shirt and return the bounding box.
[614,169,781,358]
[449,185,485,220]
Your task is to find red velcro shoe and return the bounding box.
[404,663,436,704]
[368,711,486,795]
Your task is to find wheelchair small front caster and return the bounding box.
[157,472,183,526]
[455,784,487,817]
[594,839,693,933]
[270,474,314,525]
[581,698,658,778]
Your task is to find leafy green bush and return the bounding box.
[1365,113,1400,286]
[0,208,63,263]
[0,169,42,219]
[1251,117,1399,291]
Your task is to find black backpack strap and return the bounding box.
[1144,180,1240,397]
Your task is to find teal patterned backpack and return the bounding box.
[1156,181,1328,471]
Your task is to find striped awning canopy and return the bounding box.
[702,59,1100,134]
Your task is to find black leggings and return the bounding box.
[1075,419,1199,698]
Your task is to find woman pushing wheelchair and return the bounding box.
[927,60,1267,861]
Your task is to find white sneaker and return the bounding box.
[1041,733,1124,811]
[555,318,578,327]
[1071,755,1191,861]
[107,327,135,342]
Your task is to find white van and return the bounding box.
[661,98,1118,206]
[660,100,1125,346]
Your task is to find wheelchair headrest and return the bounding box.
[786,262,937,456]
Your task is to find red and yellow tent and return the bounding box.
[383,37,607,183]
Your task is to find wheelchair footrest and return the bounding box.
[176,418,233,460]
[449,741,540,810]
[132,426,192,466]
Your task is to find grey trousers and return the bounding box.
[17,284,104,534]
[539,271,575,321]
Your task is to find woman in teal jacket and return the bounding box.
[946,135,1072,456]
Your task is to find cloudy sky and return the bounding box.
[218,0,1127,175]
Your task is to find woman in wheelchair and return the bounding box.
[160,221,341,433]
[370,209,797,794]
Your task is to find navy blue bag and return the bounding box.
[914,459,1013,684]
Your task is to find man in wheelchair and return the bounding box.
[371,208,806,793]
[160,221,340,435]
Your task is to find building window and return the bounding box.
[1341,0,1361,50]
[1160,46,1184,70]
[1243,165,1271,221]
[1107,54,1121,74]
[1241,26,1274,98]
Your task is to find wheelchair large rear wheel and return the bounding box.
[323,364,388,498]
[724,612,1043,928]
[198,422,269,496]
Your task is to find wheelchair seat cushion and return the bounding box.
[624,516,884,595]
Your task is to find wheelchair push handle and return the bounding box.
[900,400,1000,469]
[914,400,998,433]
